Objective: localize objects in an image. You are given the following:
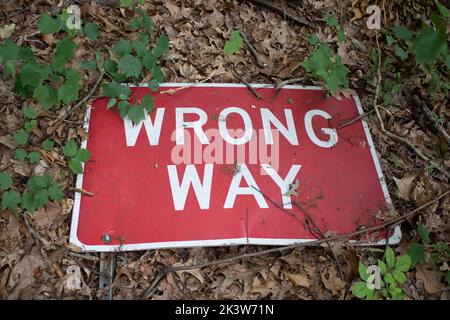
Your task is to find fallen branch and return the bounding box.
[413,95,450,147]
[233,72,263,100]
[239,31,266,68]
[159,73,214,95]
[248,0,316,29]
[69,187,94,197]
[140,187,449,300]
[336,110,374,129]
[373,33,449,179]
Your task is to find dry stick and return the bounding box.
[233,72,263,100]
[275,77,304,90]
[336,110,374,129]
[413,95,450,147]
[248,0,316,29]
[69,187,94,197]
[141,189,450,300]
[159,74,214,95]
[372,33,450,179]
[239,31,266,68]
[58,70,105,122]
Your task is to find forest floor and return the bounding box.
[0,0,449,300]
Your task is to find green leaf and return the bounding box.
[395,46,408,61]
[24,120,37,133]
[224,30,243,55]
[148,80,159,92]
[412,26,446,64]
[358,261,369,281]
[132,40,147,57]
[120,0,133,8]
[18,61,49,89]
[392,270,406,284]
[84,22,98,41]
[408,242,426,267]
[446,271,450,286]
[395,254,412,272]
[325,15,339,27]
[2,190,20,212]
[58,69,81,105]
[113,39,132,57]
[437,2,449,17]
[135,8,154,31]
[15,148,27,161]
[21,192,36,212]
[151,65,164,83]
[38,13,63,34]
[118,100,130,119]
[14,130,28,146]
[80,60,97,71]
[69,157,83,174]
[63,139,78,157]
[337,27,346,43]
[118,54,142,78]
[34,175,52,188]
[76,149,91,163]
[153,35,169,59]
[33,85,58,109]
[54,36,76,60]
[101,82,131,98]
[386,34,395,45]
[308,34,320,45]
[0,173,12,190]
[130,18,142,30]
[392,25,412,41]
[418,223,431,244]
[34,189,49,208]
[107,98,117,109]
[378,260,387,275]
[386,246,395,268]
[24,106,37,119]
[142,95,154,113]
[48,184,64,201]
[128,104,145,124]
[384,272,396,285]
[0,39,20,62]
[27,151,40,164]
[42,139,55,151]
[352,281,369,299]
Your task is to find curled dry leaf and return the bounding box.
[415,264,443,295]
[393,173,416,201]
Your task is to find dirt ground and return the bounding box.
[0,0,449,300]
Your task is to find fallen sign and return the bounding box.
[69,83,401,252]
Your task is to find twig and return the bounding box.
[140,189,450,299]
[233,72,263,100]
[413,95,450,147]
[248,0,316,29]
[239,31,266,68]
[336,110,374,129]
[159,74,214,95]
[69,187,94,197]
[58,70,105,122]
[21,211,56,250]
[63,249,99,262]
[373,33,449,179]
[275,77,304,90]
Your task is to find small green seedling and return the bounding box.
[63,139,91,174]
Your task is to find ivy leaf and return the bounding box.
[38,13,63,34]
[308,34,320,45]
[33,85,58,109]
[21,192,36,212]
[107,98,117,109]
[120,0,133,8]
[27,151,41,164]
[418,223,431,244]
[352,282,369,299]
[395,255,412,272]
[24,106,37,119]
[1,190,20,212]
[24,120,37,133]
[63,139,78,157]
[0,39,20,62]
[80,60,97,71]
[101,82,131,98]
[437,2,449,17]
[34,175,52,189]
[392,25,413,41]
[48,184,64,201]
[58,69,81,105]
[224,31,243,55]
[0,173,12,190]
[69,157,83,174]
[395,46,408,61]
[386,246,395,268]
[76,149,91,163]
[54,36,76,60]
[142,95,154,113]
[15,148,27,161]
[151,66,164,83]
[14,130,28,146]
[325,15,339,27]
[128,104,145,124]
[135,8,154,31]
[42,139,55,151]
[153,35,169,59]
[18,61,49,88]
[118,100,130,119]
[148,80,159,92]
[118,54,142,78]
[84,22,98,41]
[130,18,142,31]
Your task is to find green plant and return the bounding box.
[21,175,64,212]
[407,223,449,284]
[224,30,243,55]
[352,246,411,300]
[100,7,169,124]
[63,139,91,174]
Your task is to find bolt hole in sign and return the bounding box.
[70,84,401,252]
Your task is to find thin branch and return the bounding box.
[239,31,266,68]
[336,110,374,129]
[233,72,263,100]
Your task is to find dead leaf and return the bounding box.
[283,272,312,288]
[63,265,82,293]
[320,264,346,296]
[7,255,45,299]
[415,265,443,294]
[393,173,416,201]
[0,23,15,39]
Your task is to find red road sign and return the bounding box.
[70,84,400,252]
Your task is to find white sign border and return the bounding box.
[69,83,401,252]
